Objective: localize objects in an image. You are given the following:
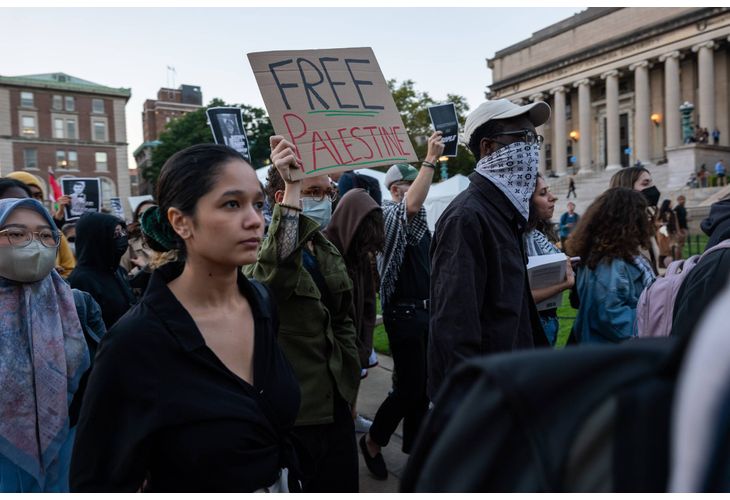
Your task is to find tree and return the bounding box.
[143,98,274,189]
[387,79,473,179]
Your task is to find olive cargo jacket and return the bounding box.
[244,204,361,426]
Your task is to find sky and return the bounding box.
[0,7,583,169]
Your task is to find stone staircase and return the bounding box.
[546,164,725,232]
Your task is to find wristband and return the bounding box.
[278,203,302,212]
[422,161,436,169]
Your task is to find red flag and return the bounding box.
[48,168,62,203]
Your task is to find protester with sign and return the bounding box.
[0,198,90,492]
[359,131,443,480]
[71,144,301,492]
[60,178,101,221]
[246,135,361,492]
[5,171,76,278]
[428,99,551,400]
[68,212,135,329]
[566,188,655,343]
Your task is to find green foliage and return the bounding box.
[143,98,274,190]
[387,79,475,179]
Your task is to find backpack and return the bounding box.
[636,239,730,338]
[401,336,685,492]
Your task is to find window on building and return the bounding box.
[66,119,77,139]
[21,116,36,136]
[52,95,63,110]
[56,150,67,168]
[20,91,34,107]
[23,148,38,169]
[68,150,78,169]
[93,121,107,142]
[54,118,65,139]
[92,99,104,114]
[65,96,75,112]
[95,152,108,171]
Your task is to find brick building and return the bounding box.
[0,72,132,214]
[134,84,202,195]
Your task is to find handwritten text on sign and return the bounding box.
[248,47,417,179]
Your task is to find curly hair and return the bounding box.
[565,187,652,270]
[264,165,285,205]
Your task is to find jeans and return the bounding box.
[369,305,430,454]
[291,392,358,492]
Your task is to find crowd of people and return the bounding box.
[1,97,729,492]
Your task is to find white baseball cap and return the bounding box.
[462,99,551,148]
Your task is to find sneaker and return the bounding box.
[367,349,379,368]
[354,414,372,433]
[360,368,368,379]
[359,435,388,480]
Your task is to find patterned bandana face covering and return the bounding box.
[475,141,540,222]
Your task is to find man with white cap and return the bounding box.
[428,99,552,401]
[359,131,443,480]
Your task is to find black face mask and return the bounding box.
[641,185,661,207]
[114,236,129,259]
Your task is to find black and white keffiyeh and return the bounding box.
[377,197,429,306]
[475,141,540,222]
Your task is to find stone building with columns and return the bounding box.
[487,7,730,179]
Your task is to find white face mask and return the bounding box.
[301,197,332,230]
[0,240,57,283]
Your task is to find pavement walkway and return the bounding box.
[355,353,410,493]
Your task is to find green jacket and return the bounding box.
[244,204,361,426]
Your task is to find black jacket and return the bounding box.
[68,212,135,329]
[672,198,730,339]
[71,262,301,492]
[428,173,546,400]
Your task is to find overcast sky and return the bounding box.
[1,7,582,168]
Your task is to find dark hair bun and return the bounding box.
[140,205,178,252]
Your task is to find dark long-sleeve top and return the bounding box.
[70,262,301,492]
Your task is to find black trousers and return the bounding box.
[369,305,429,454]
[291,392,359,492]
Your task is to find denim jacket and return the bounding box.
[574,258,647,343]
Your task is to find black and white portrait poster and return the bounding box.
[428,103,459,157]
[61,177,101,221]
[110,197,125,221]
[207,107,252,162]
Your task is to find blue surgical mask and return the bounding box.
[301,197,332,230]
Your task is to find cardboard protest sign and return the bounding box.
[248,47,417,180]
[428,103,459,157]
[61,177,101,221]
[110,197,125,221]
[207,107,252,162]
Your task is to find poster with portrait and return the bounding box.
[207,107,252,162]
[110,197,125,221]
[61,177,101,221]
[428,103,459,157]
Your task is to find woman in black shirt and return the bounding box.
[70,144,301,492]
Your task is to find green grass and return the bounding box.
[373,290,577,356]
[682,233,710,258]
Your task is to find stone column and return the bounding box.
[573,79,593,173]
[602,70,622,171]
[550,86,567,175]
[630,61,652,166]
[660,51,682,148]
[693,41,717,132]
[530,92,547,175]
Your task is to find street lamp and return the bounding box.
[438,155,449,180]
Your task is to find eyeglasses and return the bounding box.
[489,129,544,147]
[0,227,60,248]
[301,188,338,203]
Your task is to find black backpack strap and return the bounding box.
[302,247,335,311]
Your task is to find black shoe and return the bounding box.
[359,434,388,480]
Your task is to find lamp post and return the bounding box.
[438,155,449,180]
[679,101,695,143]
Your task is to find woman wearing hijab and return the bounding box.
[68,212,136,329]
[0,198,90,492]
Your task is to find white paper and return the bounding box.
[527,252,567,311]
